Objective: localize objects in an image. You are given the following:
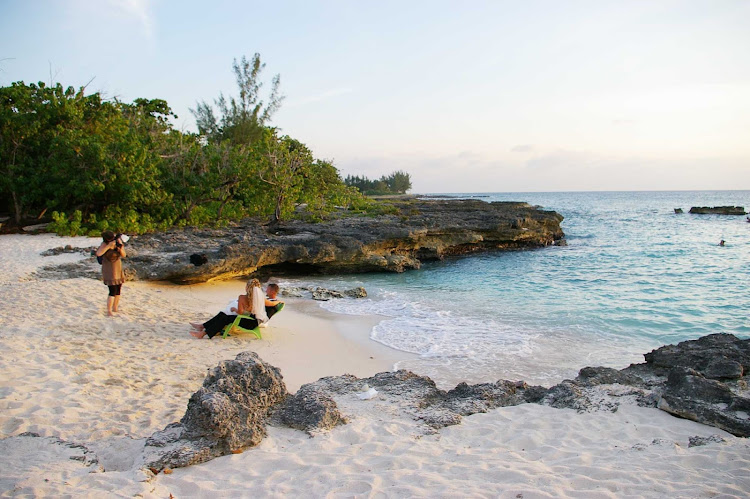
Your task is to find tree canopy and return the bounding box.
[0,55,412,235]
[344,170,412,195]
[191,54,284,146]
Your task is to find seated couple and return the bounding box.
[189,279,284,339]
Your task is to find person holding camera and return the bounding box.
[95,230,127,316]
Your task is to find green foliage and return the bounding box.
[344,170,412,195]
[1,55,400,236]
[191,53,284,146]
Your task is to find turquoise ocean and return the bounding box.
[280,191,750,388]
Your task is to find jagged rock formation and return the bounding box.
[139,333,747,473]
[276,370,545,432]
[275,384,349,433]
[143,352,287,471]
[38,199,564,284]
[275,334,750,437]
[280,286,368,300]
[689,206,746,215]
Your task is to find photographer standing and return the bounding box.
[95,230,127,317]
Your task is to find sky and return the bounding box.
[1,0,749,193]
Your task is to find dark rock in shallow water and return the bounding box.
[143,351,287,471]
[311,287,344,301]
[343,286,367,298]
[282,285,368,300]
[688,206,746,215]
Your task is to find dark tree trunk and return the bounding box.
[11,190,22,224]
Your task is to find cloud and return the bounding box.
[107,0,154,37]
[511,144,536,153]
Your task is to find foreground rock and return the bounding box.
[143,352,287,471]
[278,334,750,437]
[39,199,564,283]
[276,370,546,432]
[689,206,746,215]
[139,333,747,473]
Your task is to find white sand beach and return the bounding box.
[0,234,748,498]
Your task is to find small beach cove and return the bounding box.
[1,233,749,497]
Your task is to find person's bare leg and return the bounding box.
[189,322,205,331]
[107,296,115,317]
[113,295,121,313]
[190,329,207,339]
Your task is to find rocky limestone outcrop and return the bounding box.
[276,370,545,432]
[563,334,750,437]
[143,351,287,471]
[642,333,748,380]
[38,199,564,283]
[276,334,750,437]
[134,333,747,472]
[274,384,349,434]
[657,367,750,437]
[270,286,368,300]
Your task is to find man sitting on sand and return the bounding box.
[259,283,283,327]
[189,281,284,339]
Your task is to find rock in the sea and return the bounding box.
[311,287,344,301]
[143,351,287,471]
[281,285,368,300]
[343,286,367,298]
[688,206,746,215]
[281,286,306,297]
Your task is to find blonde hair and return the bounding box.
[245,278,262,308]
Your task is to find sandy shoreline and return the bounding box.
[1,234,748,497]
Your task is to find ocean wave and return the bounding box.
[320,288,536,360]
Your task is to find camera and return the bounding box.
[115,233,130,248]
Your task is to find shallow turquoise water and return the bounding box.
[281,191,750,387]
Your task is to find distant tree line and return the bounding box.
[0,54,405,235]
[344,170,412,195]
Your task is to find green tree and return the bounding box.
[343,170,412,195]
[192,54,284,146]
[384,170,412,193]
[256,131,313,224]
[0,81,169,224]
